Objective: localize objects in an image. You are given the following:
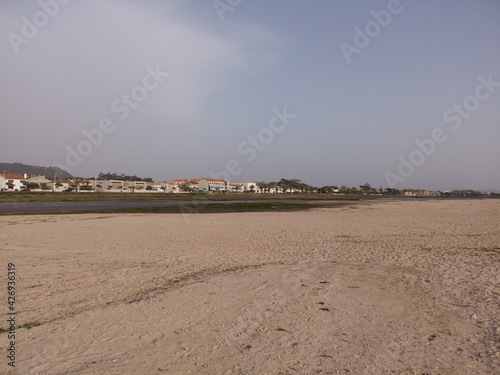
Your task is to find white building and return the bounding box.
[229,183,241,193]
[96,180,124,191]
[27,175,51,185]
[158,182,178,193]
[197,178,228,192]
[168,178,262,193]
[123,181,147,191]
[239,182,259,193]
[169,178,226,193]
[48,180,72,191]
[149,182,163,191]
[0,173,28,191]
[169,179,201,191]
[261,186,284,194]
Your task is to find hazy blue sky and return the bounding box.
[1,0,499,190]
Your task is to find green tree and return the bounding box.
[384,188,400,195]
[359,183,372,193]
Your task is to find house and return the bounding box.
[149,182,163,191]
[229,183,242,193]
[48,179,71,191]
[264,186,284,194]
[77,180,95,191]
[27,175,51,185]
[0,173,28,191]
[184,180,200,192]
[422,190,441,197]
[239,182,259,193]
[96,180,124,191]
[158,182,178,193]
[25,175,51,190]
[123,181,147,191]
[410,190,441,197]
[169,179,190,185]
[231,182,260,193]
[168,179,202,192]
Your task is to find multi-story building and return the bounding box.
[197,178,228,192]
[96,180,124,191]
[123,181,147,191]
[169,178,261,193]
[229,183,241,193]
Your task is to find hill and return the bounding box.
[0,162,73,179]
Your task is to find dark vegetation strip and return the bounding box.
[91,201,354,214]
[0,192,368,203]
[0,201,358,216]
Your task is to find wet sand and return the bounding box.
[0,199,498,374]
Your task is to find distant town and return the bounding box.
[0,171,496,197]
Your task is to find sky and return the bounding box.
[0,0,499,191]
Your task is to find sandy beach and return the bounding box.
[1,199,499,374]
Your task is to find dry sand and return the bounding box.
[0,199,499,374]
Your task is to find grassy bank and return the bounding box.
[91,200,355,214]
[0,200,360,216]
[0,191,369,203]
